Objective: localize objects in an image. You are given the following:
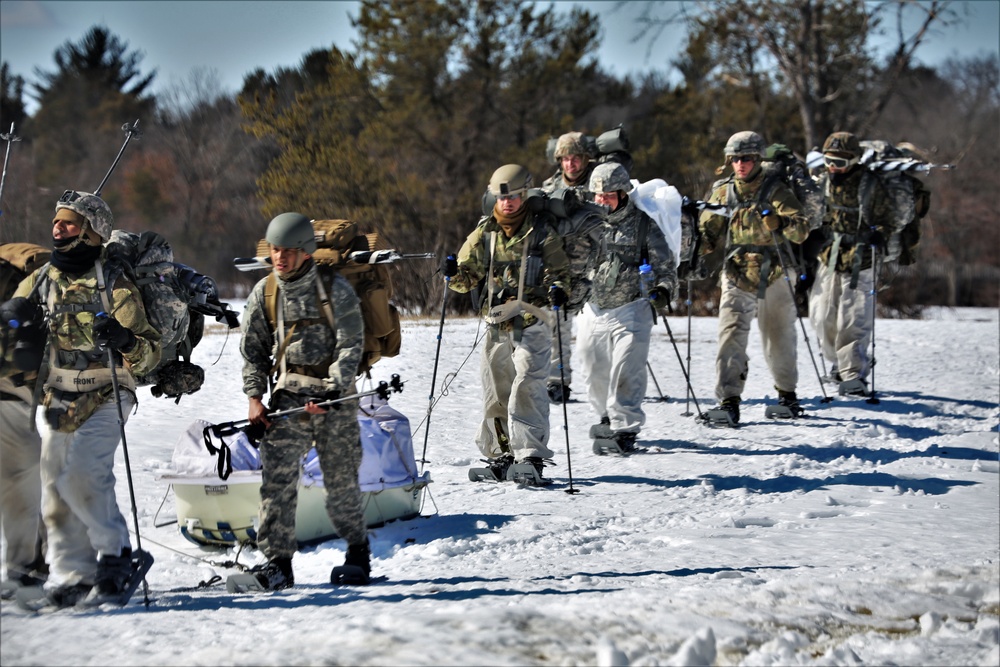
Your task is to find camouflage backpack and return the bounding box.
[857,140,932,266]
[257,219,402,377]
[104,231,239,401]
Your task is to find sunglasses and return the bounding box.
[497,192,523,202]
[824,155,857,169]
[731,155,756,164]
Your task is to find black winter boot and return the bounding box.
[332,541,371,585]
[250,556,294,591]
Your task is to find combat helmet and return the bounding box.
[488,164,532,197]
[53,190,113,241]
[553,131,589,160]
[589,162,631,194]
[266,212,317,254]
[724,131,766,158]
[822,132,862,157]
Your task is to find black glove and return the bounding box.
[93,314,137,353]
[309,389,341,408]
[1,297,43,331]
[651,286,671,311]
[868,230,886,252]
[440,254,458,278]
[549,285,568,308]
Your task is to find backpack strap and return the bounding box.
[265,269,337,381]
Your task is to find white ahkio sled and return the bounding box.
[157,395,432,548]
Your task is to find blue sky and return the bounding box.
[2,0,998,114]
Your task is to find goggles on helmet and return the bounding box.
[824,154,858,170]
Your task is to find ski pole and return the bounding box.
[768,226,832,403]
[646,362,667,401]
[0,122,20,216]
[419,265,451,473]
[682,276,694,416]
[209,375,405,437]
[94,120,141,197]
[866,250,880,405]
[551,290,578,495]
[660,310,704,419]
[94,313,151,608]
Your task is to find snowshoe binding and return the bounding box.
[227,557,293,593]
[15,582,90,612]
[78,548,154,608]
[592,419,640,456]
[702,397,740,428]
[506,457,553,486]
[838,378,870,397]
[469,454,514,482]
[331,542,371,586]
[765,390,805,419]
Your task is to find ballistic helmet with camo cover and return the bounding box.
[488,164,532,197]
[588,161,631,194]
[266,212,317,254]
[822,131,862,158]
[53,190,113,241]
[724,131,766,158]
[553,131,589,159]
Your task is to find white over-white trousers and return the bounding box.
[548,310,575,386]
[577,299,653,434]
[476,321,555,461]
[41,393,134,587]
[715,270,799,401]
[0,392,46,579]
[808,262,874,382]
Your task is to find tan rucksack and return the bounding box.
[258,219,401,377]
[0,243,51,302]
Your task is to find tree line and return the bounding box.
[1,0,997,315]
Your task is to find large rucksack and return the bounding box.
[256,219,401,378]
[104,230,240,401]
[1,243,51,379]
[1,243,51,303]
[857,140,932,266]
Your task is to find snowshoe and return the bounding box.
[16,582,93,612]
[838,378,870,397]
[506,457,553,486]
[82,549,154,607]
[1,571,46,601]
[468,454,514,483]
[593,431,639,456]
[331,542,371,586]
[765,391,804,419]
[227,557,293,593]
[701,398,740,428]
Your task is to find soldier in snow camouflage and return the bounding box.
[240,213,371,589]
[578,162,677,452]
[1,191,161,607]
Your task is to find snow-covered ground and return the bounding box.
[2,304,998,666]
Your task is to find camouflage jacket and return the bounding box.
[540,162,596,194]
[448,213,570,328]
[241,263,363,400]
[10,253,161,397]
[698,167,809,294]
[536,191,604,312]
[591,196,677,310]
[815,169,894,273]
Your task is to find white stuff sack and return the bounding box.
[629,178,683,268]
